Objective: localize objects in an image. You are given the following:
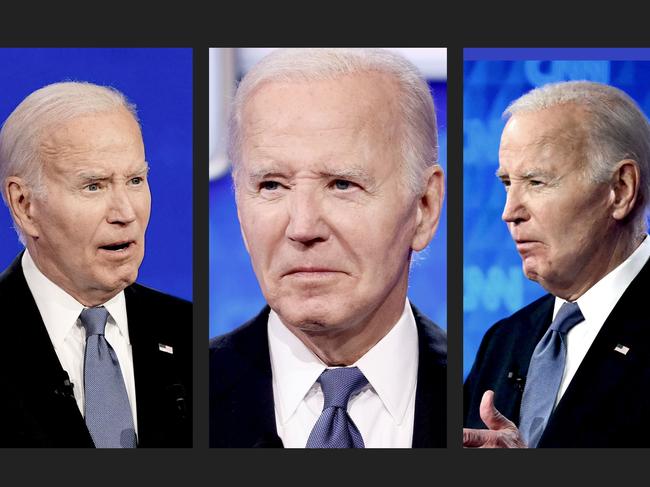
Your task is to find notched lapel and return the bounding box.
[125,284,192,447]
[541,261,650,447]
[411,304,446,448]
[1,254,92,447]
[209,307,282,447]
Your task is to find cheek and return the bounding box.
[240,206,283,262]
[38,203,76,239]
[347,206,414,266]
[138,194,152,224]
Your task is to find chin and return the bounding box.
[105,270,138,293]
[275,300,342,330]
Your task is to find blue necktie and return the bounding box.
[80,307,137,448]
[306,367,368,448]
[519,301,584,447]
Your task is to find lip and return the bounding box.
[282,267,344,278]
[98,240,137,257]
[514,239,542,252]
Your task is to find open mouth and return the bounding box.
[100,241,133,252]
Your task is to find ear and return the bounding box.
[5,176,40,239]
[411,164,445,251]
[609,159,640,221]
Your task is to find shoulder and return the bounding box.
[411,303,447,365]
[125,282,191,313]
[0,253,25,291]
[124,283,191,348]
[209,306,270,355]
[209,307,271,394]
[482,293,554,345]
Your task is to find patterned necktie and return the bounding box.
[519,301,584,447]
[305,367,369,448]
[80,306,137,448]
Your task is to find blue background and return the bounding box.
[210,81,447,337]
[464,49,650,378]
[0,48,192,301]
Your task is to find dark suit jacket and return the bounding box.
[464,259,650,447]
[209,304,447,447]
[0,254,192,447]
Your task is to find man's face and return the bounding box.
[27,107,151,306]
[498,104,616,298]
[236,73,432,334]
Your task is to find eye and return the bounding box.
[86,183,100,192]
[332,179,356,191]
[260,180,281,191]
[499,178,510,191]
[130,176,144,185]
[529,179,543,187]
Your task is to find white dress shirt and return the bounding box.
[21,251,138,434]
[554,236,650,406]
[268,298,419,448]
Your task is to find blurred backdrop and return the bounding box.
[463,48,650,378]
[209,48,447,338]
[0,48,192,301]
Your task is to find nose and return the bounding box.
[285,187,330,246]
[501,185,529,225]
[107,186,137,225]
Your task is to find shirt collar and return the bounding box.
[268,298,419,426]
[22,250,130,348]
[554,235,650,321]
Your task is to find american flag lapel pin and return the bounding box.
[614,344,630,356]
[158,343,174,354]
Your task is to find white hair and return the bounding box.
[0,81,139,242]
[505,80,650,233]
[228,48,438,195]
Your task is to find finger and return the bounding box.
[479,390,515,431]
[463,428,490,448]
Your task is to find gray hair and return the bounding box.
[228,48,438,195]
[504,80,650,233]
[0,81,139,242]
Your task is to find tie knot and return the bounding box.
[550,301,584,334]
[80,307,109,336]
[318,367,368,409]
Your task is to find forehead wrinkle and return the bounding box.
[39,138,93,160]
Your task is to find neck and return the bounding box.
[26,246,118,307]
[552,229,645,301]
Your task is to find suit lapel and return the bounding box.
[412,305,447,447]
[1,254,93,446]
[125,284,190,447]
[500,296,555,424]
[540,260,650,446]
[211,307,282,447]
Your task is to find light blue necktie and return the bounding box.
[519,301,584,447]
[306,367,368,448]
[80,307,137,448]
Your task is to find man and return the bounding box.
[464,80,650,448]
[0,81,192,447]
[209,48,447,448]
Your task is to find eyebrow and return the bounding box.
[495,167,552,180]
[320,167,375,186]
[76,163,149,181]
[129,164,150,177]
[246,164,375,186]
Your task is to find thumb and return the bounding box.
[479,390,515,431]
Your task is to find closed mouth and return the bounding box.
[283,267,342,277]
